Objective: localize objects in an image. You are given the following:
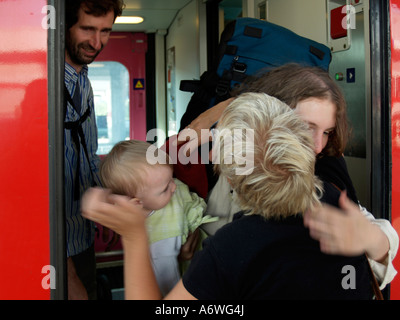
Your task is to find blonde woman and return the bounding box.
[184,64,398,290]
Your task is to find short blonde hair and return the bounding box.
[100,140,171,197]
[215,92,322,219]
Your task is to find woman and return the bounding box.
[180,64,398,289]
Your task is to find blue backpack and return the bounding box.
[180,17,331,130]
[216,18,331,93]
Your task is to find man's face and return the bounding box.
[66,6,115,71]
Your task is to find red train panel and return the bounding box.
[0,0,50,299]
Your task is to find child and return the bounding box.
[99,139,217,296]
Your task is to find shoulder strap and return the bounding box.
[64,83,96,200]
[64,84,73,121]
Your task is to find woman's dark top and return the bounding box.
[183,213,373,300]
[315,155,359,206]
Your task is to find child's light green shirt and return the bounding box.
[146,179,218,245]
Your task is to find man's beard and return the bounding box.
[66,35,103,66]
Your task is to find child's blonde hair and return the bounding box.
[100,140,171,197]
[215,92,322,219]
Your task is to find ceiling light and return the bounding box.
[115,16,144,24]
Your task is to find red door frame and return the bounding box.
[390,0,400,300]
[0,0,50,299]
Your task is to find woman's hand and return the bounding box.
[304,191,389,262]
[81,187,147,242]
[82,188,164,300]
[178,229,200,262]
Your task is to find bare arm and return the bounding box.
[122,232,162,299]
[186,98,234,131]
[176,98,234,149]
[81,187,197,300]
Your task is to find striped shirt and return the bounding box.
[64,62,101,257]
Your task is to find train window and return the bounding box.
[88,61,130,155]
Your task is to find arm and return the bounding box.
[304,191,390,261]
[359,205,399,288]
[81,188,197,300]
[305,192,399,289]
[122,231,161,300]
[81,188,161,299]
[185,98,234,131]
[124,235,196,300]
[314,156,398,286]
[176,98,234,150]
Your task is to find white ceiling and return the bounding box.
[112,0,194,33]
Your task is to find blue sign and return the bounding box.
[347,68,355,83]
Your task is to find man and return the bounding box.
[64,0,124,300]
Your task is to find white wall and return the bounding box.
[266,0,327,45]
[166,0,201,133]
[244,0,328,45]
[155,30,167,138]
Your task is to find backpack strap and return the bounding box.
[64,83,97,200]
[215,57,247,101]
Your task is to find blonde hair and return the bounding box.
[100,140,171,197]
[215,92,322,219]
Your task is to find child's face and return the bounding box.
[135,165,176,211]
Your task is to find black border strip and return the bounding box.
[47,0,67,300]
[370,0,392,299]
[370,0,391,221]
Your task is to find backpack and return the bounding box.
[179,17,332,130]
